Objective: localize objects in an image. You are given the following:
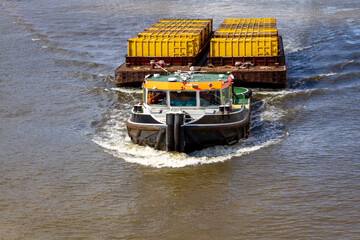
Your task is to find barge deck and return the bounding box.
[115,64,286,88]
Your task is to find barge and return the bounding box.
[115,18,286,88]
[125,72,251,152]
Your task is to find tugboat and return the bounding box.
[125,71,251,153]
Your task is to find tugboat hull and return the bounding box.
[126,109,250,153]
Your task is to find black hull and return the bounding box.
[126,109,250,153]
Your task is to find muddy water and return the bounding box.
[0,0,359,238]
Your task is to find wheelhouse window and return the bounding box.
[170,91,196,107]
[147,90,167,105]
[200,90,221,106]
[221,86,230,104]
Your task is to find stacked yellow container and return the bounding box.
[157,19,212,41]
[127,19,212,57]
[210,18,279,57]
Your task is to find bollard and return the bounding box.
[174,113,184,152]
[224,105,230,114]
[166,113,175,152]
[219,105,225,114]
[166,112,185,152]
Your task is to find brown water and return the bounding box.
[1,0,359,239]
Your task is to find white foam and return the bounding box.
[92,105,287,168]
[341,60,355,69]
[93,133,284,168]
[254,89,314,122]
[111,87,142,94]
[285,43,313,54]
[254,88,319,98]
[254,89,304,100]
[318,72,337,77]
[260,104,287,121]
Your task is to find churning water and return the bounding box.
[0,0,359,239]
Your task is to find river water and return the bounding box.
[1,0,359,239]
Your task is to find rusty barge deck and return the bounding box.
[115,64,286,88]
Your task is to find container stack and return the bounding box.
[126,19,212,66]
[209,18,282,66]
[214,18,277,38]
[116,18,287,88]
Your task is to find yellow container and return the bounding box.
[126,19,213,58]
[136,31,204,53]
[216,28,277,34]
[145,26,207,37]
[158,19,212,38]
[209,37,278,57]
[151,23,208,29]
[152,23,211,40]
[217,18,277,37]
[127,38,196,57]
[145,27,205,32]
[210,18,279,57]
[145,19,211,46]
[147,26,210,44]
[214,31,278,38]
[222,18,276,25]
[219,23,277,29]
[216,18,277,38]
[158,19,212,26]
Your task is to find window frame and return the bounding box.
[145,89,168,106]
[169,90,197,107]
[143,86,231,108]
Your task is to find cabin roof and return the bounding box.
[146,73,229,83]
[143,73,232,91]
